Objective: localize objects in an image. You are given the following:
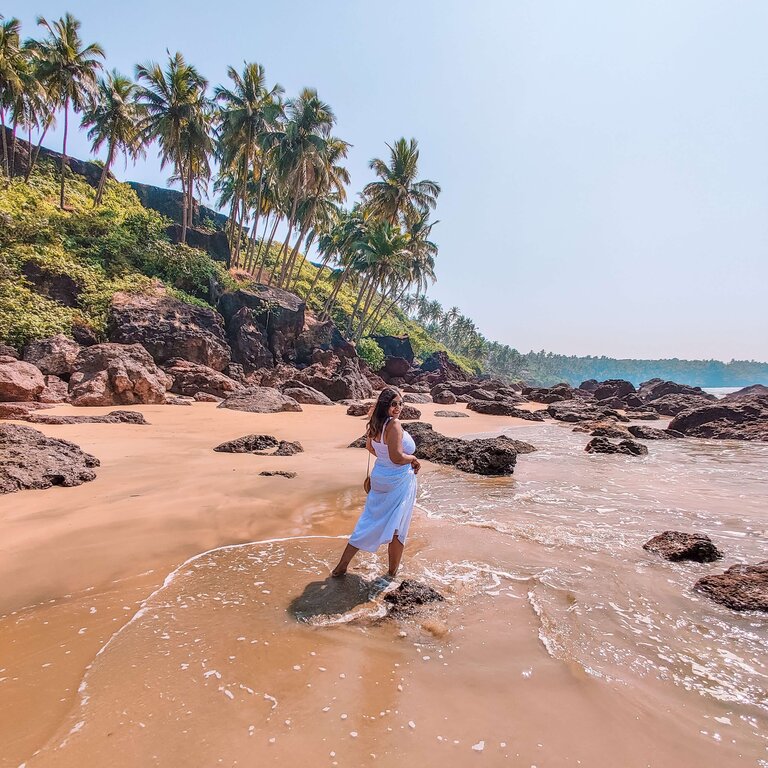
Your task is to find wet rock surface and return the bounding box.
[646,393,716,417]
[69,344,172,406]
[548,400,628,423]
[407,421,535,475]
[695,562,768,612]
[0,423,100,494]
[585,437,648,456]
[217,386,302,413]
[466,401,544,420]
[643,531,723,562]
[628,425,683,440]
[667,397,768,441]
[384,580,445,616]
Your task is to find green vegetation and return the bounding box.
[0,163,231,347]
[356,338,385,371]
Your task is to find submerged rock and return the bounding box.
[585,437,648,456]
[218,386,302,413]
[0,423,100,494]
[646,393,715,417]
[695,562,768,612]
[628,425,683,440]
[643,531,723,562]
[384,580,445,616]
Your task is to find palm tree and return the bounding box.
[82,70,145,206]
[362,137,440,226]
[215,62,283,266]
[136,52,210,243]
[31,14,104,208]
[0,16,25,175]
[264,87,339,286]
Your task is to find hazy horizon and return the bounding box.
[8,0,768,362]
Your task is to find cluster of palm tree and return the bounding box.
[1,12,443,344]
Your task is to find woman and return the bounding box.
[332,388,421,578]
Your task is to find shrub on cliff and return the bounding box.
[356,337,385,371]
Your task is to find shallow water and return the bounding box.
[8,422,768,767]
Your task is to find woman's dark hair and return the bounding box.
[366,387,401,440]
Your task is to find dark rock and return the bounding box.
[593,396,627,410]
[346,401,373,417]
[294,357,374,402]
[164,395,192,406]
[384,579,444,616]
[593,379,636,401]
[224,362,248,385]
[0,359,46,402]
[27,410,148,425]
[628,425,683,440]
[165,223,231,264]
[407,421,536,475]
[585,437,648,456]
[466,388,496,402]
[548,399,629,423]
[433,390,457,405]
[295,317,355,365]
[622,394,644,409]
[466,401,545,421]
[626,410,660,420]
[383,356,411,379]
[39,375,69,404]
[667,397,768,441]
[643,531,723,562]
[637,379,716,403]
[348,435,368,449]
[722,384,768,402]
[71,323,99,347]
[589,422,633,439]
[22,334,81,378]
[165,359,241,398]
[281,382,334,406]
[214,434,279,453]
[403,393,431,404]
[226,307,274,370]
[0,402,54,420]
[274,440,304,456]
[21,260,81,307]
[128,181,227,231]
[259,470,297,478]
[218,386,302,414]
[218,286,305,367]
[419,351,470,382]
[647,393,717,417]
[579,379,600,392]
[694,561,768,612]
[434,410,469,418]
[0,344,19,359]
[108,293,230,371]
[194,392,221,403]
[399,405,421,421]
[0,424,99,494]
[370,335,414,364]
[69,344,172,406]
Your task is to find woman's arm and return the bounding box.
[366,435,375,455]
[384,420,418,466]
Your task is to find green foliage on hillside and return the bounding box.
[0,164,233,348]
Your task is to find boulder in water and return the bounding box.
[694,562,768,612]
[384,580,445,616]
[643,531,723,562]
[585,437,648,456]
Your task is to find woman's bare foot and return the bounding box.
[331,566,347,577]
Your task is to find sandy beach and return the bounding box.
[2,402,766,767]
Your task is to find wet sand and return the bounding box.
[0,401,535,766]
[2,402,766,767]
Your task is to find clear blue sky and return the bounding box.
[9,0,768,361]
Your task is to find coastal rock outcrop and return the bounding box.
[434,410,469,418]
[645,393,716,417]
[214,434,279,453]
[667,397,768,441]
[0,359,45,402]
[108,293,231,371]
[294,357,373,402]
[419,351,470,382]
[407,421,536,475]
[69,344,172,406]
[403,393,431,404]
[643,531,723,562]
[585,437,648,456]
[399,405,422,420]
[637,378,715,403]
[432,389,457,405]
[0,423,100,494]
[548,399,628,423]
[40,375,69,403]
[628,425,683,440]
[694,562,768,612]
[369,335,414,363]
[592,379,636,401]
[217,386,302,413]
[22,334,81,378]
[466,401,544,420]
[722,384,768,401]
[165,359,242,399]
[281,381,335,406]
[0,401,53,420]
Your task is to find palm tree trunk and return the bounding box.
[25,121,50,181]
[284,219,311,289]
[258,215,281,284]
[1,110,8,175]
[366,285,408,337]
[358,287,394,340]
[59,98,70,209]
[276,196,299,286]
[304,254,331,300]
[10,118,18,177]
[184,161,194,244]
[347,274,372,337]
[94,140,114,207]
[355,280,380,339]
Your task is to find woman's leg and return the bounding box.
[387,534,404,577]
[332,543,359,576]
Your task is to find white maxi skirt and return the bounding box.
[348,462,417,552]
